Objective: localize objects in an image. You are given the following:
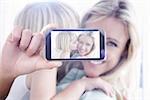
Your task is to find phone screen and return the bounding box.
[45,29,105,60]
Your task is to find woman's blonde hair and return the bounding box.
[14,2,79,32]
[81,0,140,99]
[56,32,77,52]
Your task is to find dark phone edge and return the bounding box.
[45,29,105,61]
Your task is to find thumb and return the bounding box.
[35,58,62,71]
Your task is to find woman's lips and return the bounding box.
[90,60,103,64]
[79,50,86,55]
[79,50,85,53]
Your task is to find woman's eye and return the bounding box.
[86,43,91,46]
[107,41,118,47]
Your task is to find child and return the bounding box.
[6,1,79,100]
[52,31,77,59]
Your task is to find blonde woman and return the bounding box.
[52,0,140,100]
[53,31,77,59]
[6,1,79,100]
[71,32,95,58]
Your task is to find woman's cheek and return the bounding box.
[107,53,120,69]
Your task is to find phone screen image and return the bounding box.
[45,29,105,60]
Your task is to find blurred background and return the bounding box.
[0,0,150,99]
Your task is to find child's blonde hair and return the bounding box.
[56,32,77,52]
[14,1,80,84]
[14,2,79,32]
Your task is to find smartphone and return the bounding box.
[45,29,106,60]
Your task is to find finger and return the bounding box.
[104,89,110,97]
[110,88,115,97]
[100,87,110,97]
[26,33,43,56]
[40,24,58,34]
[108,90,113,97]
[7,26,23,45]
[19,29,32,50]
[38,24,58,56]
[106,88,114,97]
[35,59,62,70]
[31,32,45,56]
[36,35,44,55]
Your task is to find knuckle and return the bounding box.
[27,47,35,55]
[13,26,23,33]
[23,29,32,35]
[20,43,28,49]
[13,35,21,40]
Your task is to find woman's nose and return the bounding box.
[81,45,86,50]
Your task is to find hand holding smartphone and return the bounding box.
[45,29,106,61]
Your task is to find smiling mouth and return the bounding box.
[79,50,86,54]
[90,60,103,64]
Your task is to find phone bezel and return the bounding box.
[45,29,106,61]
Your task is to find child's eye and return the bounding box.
[107,41,118,47]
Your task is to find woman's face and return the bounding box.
[83,17,129,77]
[77,35,94,56]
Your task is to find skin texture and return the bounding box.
[0,25,62,98]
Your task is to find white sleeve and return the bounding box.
[6,75,29,100]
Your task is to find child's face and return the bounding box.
[77,35,94,56]
[82,17,129,77]
[70,37,77,50]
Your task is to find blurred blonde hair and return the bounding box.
[56,32,77,52]
[14,1,79,32]
[81,0,140,99]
